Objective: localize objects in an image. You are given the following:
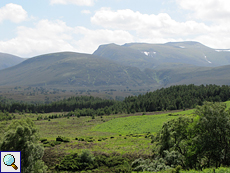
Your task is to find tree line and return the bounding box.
[1,84,230,117]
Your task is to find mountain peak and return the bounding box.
[0,52,25,70]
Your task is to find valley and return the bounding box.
[1,41,230,172]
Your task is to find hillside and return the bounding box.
[0,52,157,88]
[94,41,230,69]
[0,52,25,70]
[93,43,155,70]
[146,64,230,86]
[1,41,230,89]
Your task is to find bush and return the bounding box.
[131,157,171,172]
[63,138,70,142]
[44,144,51,147]
[55,141,62,145]
[86,139,94,142]
[40,138,47,143]
[55,150,95,171]
[49,140,62,146]
[56,136,70,142]
[42,141,49,144]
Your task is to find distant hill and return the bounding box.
[93,43,155,70]
[0,53,25,70]
[1,41,230,90]
[0,52,157,88]
[145,64,230,87]
[94,41,230,69]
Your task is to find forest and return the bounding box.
[0,84,229,116]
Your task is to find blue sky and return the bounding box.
[0,0,230,57]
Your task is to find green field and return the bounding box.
[91,109,194,135]
[1,101,230,172]
[0,108,195,171]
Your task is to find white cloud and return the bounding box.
[0,19,134,57]
[91,8,230,49]
[176,0,230,22]
[0,3,27,23]
[0,20,76,57]
[81,10,91,14]
[91,8,209,38]
[74,27,134,53]
[50,0,95,6]
[2,4,230,58]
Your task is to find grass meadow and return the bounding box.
[1,101,230,172]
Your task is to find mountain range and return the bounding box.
[0,53,25,70]
[0,52,156,88]
[94,41,230,69]
[1,41,230,89]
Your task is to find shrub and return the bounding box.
[56,136,70,142]
[54,141,62,145]
[55,150,95,171]
[56,136,63,142]
[43,144,51,147]
[132,157,171,172]
[78,138,85,141]
[42,141,49,144]
[63,138,70,142]
[86,139,94,142]
[40,138,47,143]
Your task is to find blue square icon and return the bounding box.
[0,151,21,173]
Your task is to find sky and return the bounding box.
[0,0,230,58]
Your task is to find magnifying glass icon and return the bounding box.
[3,154,18,170]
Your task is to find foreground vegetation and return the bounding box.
[1,84,230,172]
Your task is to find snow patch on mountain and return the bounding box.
[143,51,149,56]
[142,51,156,56]
[216,49,230,52]
[204,55,212,64]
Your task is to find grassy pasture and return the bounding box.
[32,108,196,165]
[91,109,194,135]
[2,101,230,172]
[35,113,155,156]
[0,109,195,156]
